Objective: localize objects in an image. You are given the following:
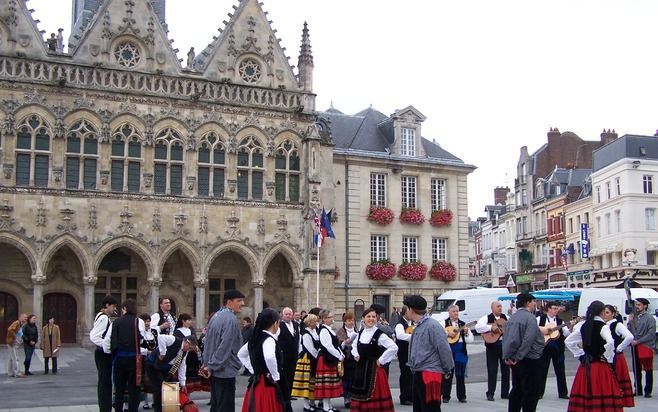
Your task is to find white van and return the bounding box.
[578,288,658,328]
[431,287,510,326]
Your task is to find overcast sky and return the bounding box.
[29,0,658,218]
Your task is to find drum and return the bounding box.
[162,382,180,412]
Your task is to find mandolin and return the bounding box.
[445,321,477,344]
[482,318,507,344]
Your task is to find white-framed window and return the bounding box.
[596,216,601,238]
[370,235,388,261]
[615,210,621,233]
[236,135,264,200]
[431,178,446,211]
[274,140,300,202]
[15,114,51,187]
[646,208,656,230]
[65,120,98,190]
[370,173,387,207]
[197,131,225,198]
[400,127,416,156]
[111,123,142,193]
[595,186,601,203]
[606,181,611,199]
[402,236,418,263]
[401,176,417,209]
[643,175,653,194]
[605,213,611,235]
[154,128,185,195]
[431,237,447,263]
[615,177,621,196]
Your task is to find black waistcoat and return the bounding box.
[319,325,341,364]
[609,320,623,349]
[485,313,507,347]
[583,320,606,359]
[538,314,565,350]
[445,318,469,355]
[397,317,410,363]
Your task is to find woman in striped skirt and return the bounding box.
[291,314,320,412]
[349,307,397,412]
[603,305,635,408]
[315,310,345,412]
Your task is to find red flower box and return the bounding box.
[430,261,457,281]
[429,209,453,227]
[398,262,428,281]
[399,208,425,225]
[367,207,395,225]
[365,260,396,281]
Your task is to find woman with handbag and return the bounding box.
[291,314,321,412]
[315,310,345,412]
[349,307,397,412]
[237,308,286,412]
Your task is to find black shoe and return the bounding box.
[443,398,450,403]
[645,393,652,398]
[401,400,412,406]
[501,394,509,399]
[458,399,467,403]
[25,371,33,376]
[44,370,48,375]
[559,394,569,399]
[487,394,495,401]
[344,402,350,409]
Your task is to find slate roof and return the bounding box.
[320,107,465,164]
[592,134,658,172]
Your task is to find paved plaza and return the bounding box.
[1,338,656,411]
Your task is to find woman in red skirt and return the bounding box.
[316,310,345,412]
[237,308,286,412]
[349,307,398,412]
[603,305,635,407]
[565,300,623,412]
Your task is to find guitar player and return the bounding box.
[536,301,570,400]
[475,301,510,402]
[442,305,474,403]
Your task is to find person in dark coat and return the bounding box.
[110,299,140,412]
[278,307,300,412]
[21,315,38,375]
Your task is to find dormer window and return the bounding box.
[400,127,416,156]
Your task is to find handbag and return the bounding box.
[337,360,344,377]
[135,319,143,386]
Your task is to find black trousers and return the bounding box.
[95,350,113,412]
[538,344,568,397]
[145,364,167,412]
[44,357,58,374]
[508,357,542,412]
[441,362,466,401]
[632,346,654,396]
[399,358,413,402]
[113,356,140,412]
[485,343,510,397]
[412,372,441,412]
[210,376,236,412]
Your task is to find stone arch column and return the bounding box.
[194,269,208,328]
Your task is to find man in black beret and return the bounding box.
[404,295,454,411]
[629,297,656,397]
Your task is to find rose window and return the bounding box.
[238,59,262,83]
[114,41,141,68]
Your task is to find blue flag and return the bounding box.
[321,208,335,239]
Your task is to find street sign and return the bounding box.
[506,275,516,288]
[580,223,589,259]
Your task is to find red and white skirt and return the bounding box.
[350,366,394,412]
[314,355,342,399]
[613,353,634,407]
[567,361,623,412]
[241,375,284,412]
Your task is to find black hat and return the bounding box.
[223,289,245,301]
[403,295,427,311]
[369,303,386,315]
[636,298,650,307]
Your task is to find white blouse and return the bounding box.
[351,326,398,365]
[565,317,615,363]
[176,327,191,337]
[606,319,634,353]
[237,330,280,381]
[300,328,319,358]
[319,326,344,361]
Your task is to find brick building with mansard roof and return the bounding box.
[0,0,474,344]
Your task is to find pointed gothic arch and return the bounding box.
[94,236,155,280]
[205,241,260,281]
[64,109,103,129]
[0,233,38,278]
[157,239,202,276]
[14,105,56,127]
[40,234,92,280]
[262,243,302,277]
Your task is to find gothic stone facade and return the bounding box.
[0,0,335,343]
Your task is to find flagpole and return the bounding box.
[316,236,320,308]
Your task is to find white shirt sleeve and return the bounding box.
[394,323,411,342]
[599,324,615,363]
[178,353,187,386]
[319,328,344,361]
[475,315,492,334]
[614,323,634,353]
[464,327,474,344]
[377,333,398,365]
[102,323,112,354]
[157,334,176,356]
[351,334,360,359]
[565,321,585,358]
[90,314,109,347]
[302,333,318,358]
[237,342,253,373]
[263,337,280,381]
[151,313,162,332]
[561,323,572,337]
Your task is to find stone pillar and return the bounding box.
[253,281,264,316]
[148,280,162,315]
[293,279,304,312]
[194,280,207,329]
[32,279,45,331]
[81,277,96,346]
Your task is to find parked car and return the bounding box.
[431,287,510,327]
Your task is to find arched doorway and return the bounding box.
[0,292,19,343]
[97,247,149,315]
[161,249,194,319]
[208,251,253,317]
[264,253,295,311]
[43,293,77,343]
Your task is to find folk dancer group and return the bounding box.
[89,290,655,412]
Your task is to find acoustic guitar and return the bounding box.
[540,317,581,345]
[481,318,507,344]
[445,321,477,344]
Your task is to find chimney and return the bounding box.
[600,129,618,145]
[494,186,510,205]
